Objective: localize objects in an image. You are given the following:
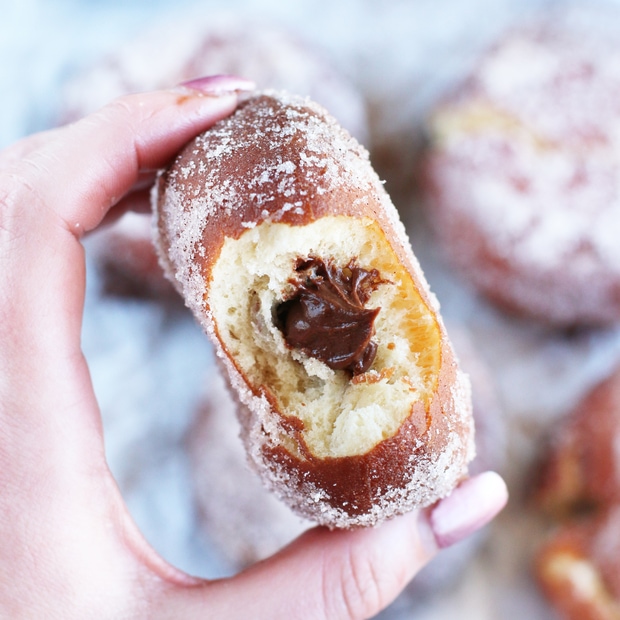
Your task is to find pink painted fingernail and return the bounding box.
[177,74,256,95]
[429,471,508,549]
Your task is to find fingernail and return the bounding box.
[428,471,508,549]
[177,74,256,95]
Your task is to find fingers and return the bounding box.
[3,75,254,238]
[0,128,61,169]
[158,471,508,620]
[0,74,255,356]
[0,76,255,593]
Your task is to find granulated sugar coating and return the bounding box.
[424,15,620,326]
[154,91,474,528]
[156,91,413,322]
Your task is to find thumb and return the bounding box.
[157,471,507,620]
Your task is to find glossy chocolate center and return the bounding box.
[277,258,383,375]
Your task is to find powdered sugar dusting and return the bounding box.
[426,16,620,324]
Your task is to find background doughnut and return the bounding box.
[422,13,620,326]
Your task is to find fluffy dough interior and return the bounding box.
[209,215,441,458]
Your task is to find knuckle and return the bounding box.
[81,94,138,141]
[88,92,154,132]
[322,544,386,620]
[0,170,35,244]
[99,94,136,121]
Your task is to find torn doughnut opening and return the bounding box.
[208,215,441,459]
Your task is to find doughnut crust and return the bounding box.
[154,92,473,528]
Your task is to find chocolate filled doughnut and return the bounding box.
[154,92,474,528]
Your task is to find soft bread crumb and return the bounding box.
[210,216,441,458]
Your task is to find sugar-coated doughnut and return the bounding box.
[535,361,620,618]
[190,326,501,588]
[86,212,178,299]
[423,14,620,326]
[60,15,367,142]
[154,92,474,528]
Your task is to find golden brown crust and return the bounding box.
[154,92,473,527]
[260,341,463,520]
[155,94,425,303]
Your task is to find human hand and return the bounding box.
[0,74,507,619]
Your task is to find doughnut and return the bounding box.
[86,212,177,299]
[423,13,620,326]
[536,506,620,620]
[191,325,501,586]
[67,14,368,299]
[60,15,367,142]
[154,91,474,528]
[535,365,620,518]
[534,361,620,617]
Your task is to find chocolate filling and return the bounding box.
[276,258,384,375]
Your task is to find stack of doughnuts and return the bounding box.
[535,365,620,619]
[63,15,367,298]
[423,15,620,326]
[154,91,474,528]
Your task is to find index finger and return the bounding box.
[8,75,254,236]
